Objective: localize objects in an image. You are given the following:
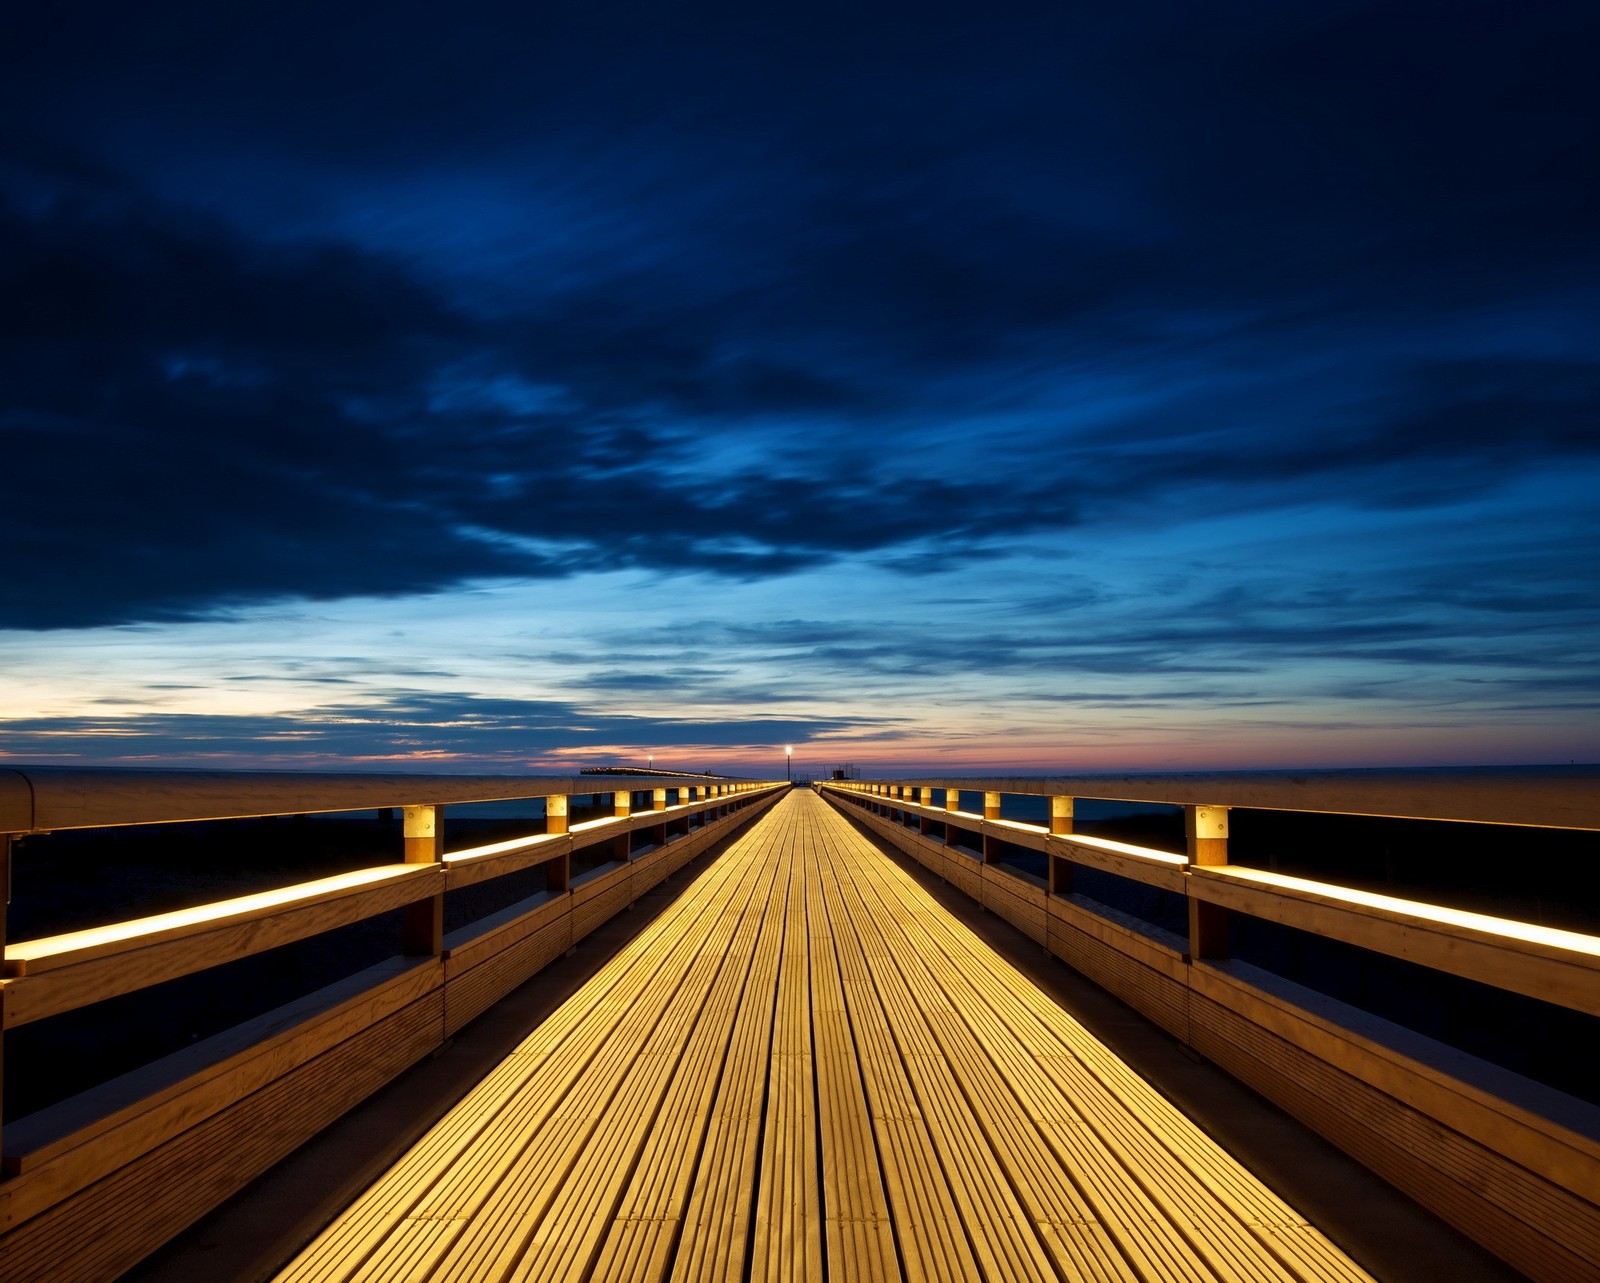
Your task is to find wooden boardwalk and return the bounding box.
[274,789,1375,1283]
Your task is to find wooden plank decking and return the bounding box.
[274,789,1375,1283]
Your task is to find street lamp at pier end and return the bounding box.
[786,745,792,782]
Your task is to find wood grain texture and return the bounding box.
[2,767,785,833]
[1190,961,1600,1198]
[826,786,1600,1283]
[0,787,789,1281]
[833,787,1189,891]
[0,983,445,1283]
[2,960,442,1198]
[1189,865,1600,1016]
[1190,989,1600,1283]
[4,865,444,1026]
[272,790,1378,1283]
[823,768,1600,830]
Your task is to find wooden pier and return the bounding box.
[273,789,1372,1283]
[4,766,1596,1281]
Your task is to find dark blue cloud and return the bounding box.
[0,690,878,765]
[3,0,1598,638]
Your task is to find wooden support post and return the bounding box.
[918,786,932,836]
[546,793,569,836]
[402,805,444,957]
[946,786,963,850]
[979,794,999,863]
[1186,804,1230,959]
[1048,796,1075,892]
[612,789,632,861]
[652,787,668,846]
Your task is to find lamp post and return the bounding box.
[785,744,792,782]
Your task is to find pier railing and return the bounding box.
[0,767,786,1282]
[819,769,1600,1283]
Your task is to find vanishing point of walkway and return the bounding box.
[273,789,1374,1283]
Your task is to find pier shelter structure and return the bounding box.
[0,766,1596,1281]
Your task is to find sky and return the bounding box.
[2,1,1597,776]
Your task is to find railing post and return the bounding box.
[918,786,933,836]
[1049,795,1075,893]
[946,786,963,851]
[613,790,632,862]
[402,805,444,956]
[546,793,569,836]
[1186,805,1230,959]
[652,787,668,846]
[982,792,1002,862]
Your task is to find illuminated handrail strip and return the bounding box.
[825,780,1600,1019]
[1193,865,1600,962]
[3,865,432,975]
[444,831,567,864]
[1,783,784,1023]
[885,795,1188,864]
[868,792,1189,886]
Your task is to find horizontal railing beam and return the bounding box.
[820,780,1600,1017]
[1189,865,1600,1017]
[834,766,1600,830]
[2,865,446,1026]
[0,767,771,834]
[851,791,1187,890]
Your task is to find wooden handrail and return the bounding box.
[834,766,1600,829]
[0,766,764,834]
[820,778,1600,1017]
[0,781,789,1208]
[816,778,1600,1283]
[1188,865,1600,1017]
